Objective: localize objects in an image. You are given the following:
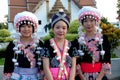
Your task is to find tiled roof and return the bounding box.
[73,0,96,8]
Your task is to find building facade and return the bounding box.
[8,0,96,37]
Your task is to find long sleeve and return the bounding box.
[102,35,111,63]
[4,42,15,73]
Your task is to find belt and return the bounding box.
[14,67,38,75]
[80,62,102,73]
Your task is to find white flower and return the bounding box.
[30,62,34,65]
[78,50,84,56]
[36,51,40,54]
[101,50,105,55]
[37,47,42,50]
[38,58,41,61]
[82,41,86,44]
[98,28,102,33]
[32,43,37,47]
[65,52,69,55]
[37,62,41,65]
[13,47,18,51]
[35,39,39,44]
[99,39,103,44]
[78,37,85,44]
[62,60,65,63]
[80,52,84,56]
[12,58,17,62]
[60,67,64,70]
[13,39,19,44]
[66,46,69,50]
[95,37,99,41]
[15,62,19,66]
[56,56,61,60]
[51,43,54,46]
[53,49,57,53]
[15,50,21,54]
[17,44,23,47]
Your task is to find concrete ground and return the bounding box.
[0,66,3,80]
[107,58,120,80]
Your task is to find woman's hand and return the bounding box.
[78,74,86,80]
[76,64,86,80]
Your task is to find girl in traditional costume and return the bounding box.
[3,11,44,80]
[43,9,77,80]
[74,6,111,80]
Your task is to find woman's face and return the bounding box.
[82,18,96,33]
[53,20,68,40]
[19,24,33,38]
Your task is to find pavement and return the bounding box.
[114,46,120,57]
[0,66,3,80]
[107,58,120,80]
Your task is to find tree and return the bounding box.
[0,29,13,42]
[100,17,120,53]
[117,0,120,14]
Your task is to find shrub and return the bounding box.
[0,48,6,58]
[0,29,10,37]
[0,29,12,43]
[68,20,79,34]
[65,34,78,41]
[100,18,120,52]
[43,34,78,41]
[49,29,54,38]
[4,37,13,42]
[42,35,52,41]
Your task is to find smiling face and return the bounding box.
[19,24,33,38]
[52,20,68,40]
[82,17,96,33]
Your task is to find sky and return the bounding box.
[0,0,118,22]
[96,0,118,22]
[0,0,8,22]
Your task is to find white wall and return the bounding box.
[71,0,79,21]
[35,1,49,38]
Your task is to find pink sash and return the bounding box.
[50,38,69,79]
[50,68,70,80]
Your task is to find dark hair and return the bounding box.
[81,15,96,24]
[19,20,34,33]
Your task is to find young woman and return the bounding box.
[43,9,77,80]
[73,6,111,80]
[3,11,44,80]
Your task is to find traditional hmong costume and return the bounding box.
[3,11,44,80]
[43,38,78,80]
[74,35,111,80]
[74,6,111,80]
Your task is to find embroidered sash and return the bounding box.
[50,38,69,80]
